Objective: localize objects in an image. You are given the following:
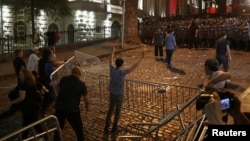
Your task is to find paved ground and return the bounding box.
[0,41,250,140]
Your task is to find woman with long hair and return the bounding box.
[10,69,43,139]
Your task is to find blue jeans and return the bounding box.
[165,49,174,66]
[104,93,124,132]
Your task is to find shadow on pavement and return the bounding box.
[169,67,186,75]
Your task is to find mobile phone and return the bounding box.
[220,98,230,111]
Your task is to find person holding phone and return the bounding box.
[205,89,250,125]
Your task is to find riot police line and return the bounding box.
[139,15,250,51]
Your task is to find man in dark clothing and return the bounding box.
[38,48,52,85]
[188,21,198,49]
[13,49,26,84]
[38,48,55,115]
[215,32,232,72]
[46,29,56,53]
[54,66,89,141]
[152,28,164,60]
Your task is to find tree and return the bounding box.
[124,0,141,44]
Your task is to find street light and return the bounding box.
[121,0,125,49]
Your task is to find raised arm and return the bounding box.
[110,47,115,66]
[204,72,231,90]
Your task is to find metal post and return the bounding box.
[0,0,3,54]
[121,0,126,49]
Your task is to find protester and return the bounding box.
[9,69,44,139]
[41,53,60,115]
[204,89,250,125]
[0,70,48,120]
[202,58,231,91]
[103,47,144,136]
[38,48,52,85]
[54,66,89,141]
[152,28,164,61]
[27,46,40,72]
[164,29,177,68]
[38,48,56,116]
[13,49,26,84]
[215,32,232,72]
[45,29,56,53]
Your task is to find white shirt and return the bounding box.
[27,53,40,72]
[207,71,226,89]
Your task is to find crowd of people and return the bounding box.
[0,28,65,140]
[1,43,145,140]
[140,15,250,51]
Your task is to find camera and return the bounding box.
[196,93,213,110]
[196,90,234,111]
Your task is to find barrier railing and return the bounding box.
[50,51,104,95]
[99,75,200,118]
[50,56,78,95]
[0,115,62,141]
[117,90,206,141]
[99,74,206,140]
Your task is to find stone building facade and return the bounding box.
[0,0,123,51]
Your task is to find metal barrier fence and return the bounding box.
[0,36,33,54]
[99,75,207,140]
[49,51,104,96]
[99,75,200,119]
[0,115,63,141]
[118,92,206,141]
[50,56,78,95]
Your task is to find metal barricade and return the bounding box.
[0,115,62,141]
[117,88,205,141]
[99,75,205,140]
[99,74,200,118]
[50,56,80,95]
